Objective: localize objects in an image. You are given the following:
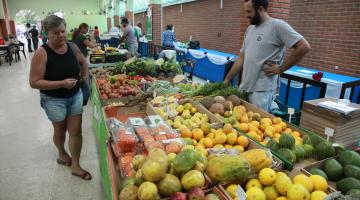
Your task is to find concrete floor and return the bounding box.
[0,53,106,200]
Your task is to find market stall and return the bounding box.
[280,66,360,109]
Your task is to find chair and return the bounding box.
[16,42,26,60]
[0,46,12,66]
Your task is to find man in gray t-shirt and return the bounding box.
[119,18,138,56]
[224,0,311,112]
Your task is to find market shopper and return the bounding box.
[24,23,33,52]
[73,23,100,58]
[134,21,143,42]
[29,15,92,180]
[224,0,311,112]
[162,24,177,49]
[30,25,39,50]
[119,17,138,56]
[94,26,100,43]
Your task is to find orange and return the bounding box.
[237,135,249,148]
[249,124,259,132]
[238,123,249,133]
[204,138,213,148]
[247,131,258,141]
[291,131,301,138]
[272,117,282,125]
[180,126,192,138]
[279,122,287,130]
[192,128,204,140]
[274,125,283,134]
[223,123,233,134]
[233,145,245,153]
[283,128,292,134]
[250,121,260,129]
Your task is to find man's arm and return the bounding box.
[264,38,311,75]
[224,52,244,84]
[119,35,126,44]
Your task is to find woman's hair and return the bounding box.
[94,26,98,29]
[43,15,66,34]
[166,24,173,31]
[72,23,88,41]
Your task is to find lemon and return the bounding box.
[246,179,263,190]
[176,105,184,113]
[276,197,287,200]
[275,175,293,195]
[226,184,238,198]
[309,175,328,192]
[214,132,227,144]
[310,191,327,200]
[293,174,314,192]
[276,172,288,178]
[227,132,238,145]
[223,123,233,134]
[246,187,266,200]
[287,184,310,200]
[259,168,276,186]
[263,186,279,200]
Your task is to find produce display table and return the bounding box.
[176,47,238,83]
[280,66,360,109]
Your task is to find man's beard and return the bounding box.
[250,10,261,25]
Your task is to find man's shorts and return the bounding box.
[248,90,276,112]
[40,90,83,122]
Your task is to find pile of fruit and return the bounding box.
[226,167,331,200]
[96,74,144,99]
[118,146,276,200]
[306,150,360,196]
[266,132,335,164]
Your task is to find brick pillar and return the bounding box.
[268,0,291,21]
[9,20,15,34]
[114,15,120,26]
[150,4,162,45]
[125,11,134,25]
[0,19,8,36]
[107,17,112,32]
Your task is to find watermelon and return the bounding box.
[279,133,295,149]
[294,145,306,161]
[303,144,314,158]
[266,139,279,152]
[277,148,296,163]
[314,142,336,160]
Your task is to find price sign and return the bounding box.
[236,185,247,200]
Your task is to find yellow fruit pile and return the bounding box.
[179,123,250,152]
[229,168,329,200]
[231,105,303,145]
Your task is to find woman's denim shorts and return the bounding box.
[40,90,83,122]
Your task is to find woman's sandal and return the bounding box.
[72,170,92,181]
[56,158,72,166]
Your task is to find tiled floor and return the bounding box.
[0,53,105,200]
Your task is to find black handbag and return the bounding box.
[189,41,200,49]
[68,42,90,106]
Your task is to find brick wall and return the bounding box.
[288,0,360,77]
[151,4,162,45]
[134,12,147,34]
[162,0,290,55]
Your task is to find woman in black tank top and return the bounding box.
[29,15,92,181]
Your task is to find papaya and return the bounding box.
[173,149,197,175]
[206,155,250,182]
[157,174,182,197]
[241,149,273,173]
[336,177,360,194]
[314,142,336,160]
[338,150,360,167]
[119,185,139,200]
[344,165,360,180]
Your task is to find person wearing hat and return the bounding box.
[119,18,138,56]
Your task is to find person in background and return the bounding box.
[224,0,311,112]
[134,21,142,42]
[8,33,21,60]
[109,25,122,38]
[29,15,92,180]
[72,23,100,58]
[94,26,100,43]
[30,25,39,50]
[119,18,138,56]
[162,24,177,49]
[24,23,33,52]
[41,25,48,44]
